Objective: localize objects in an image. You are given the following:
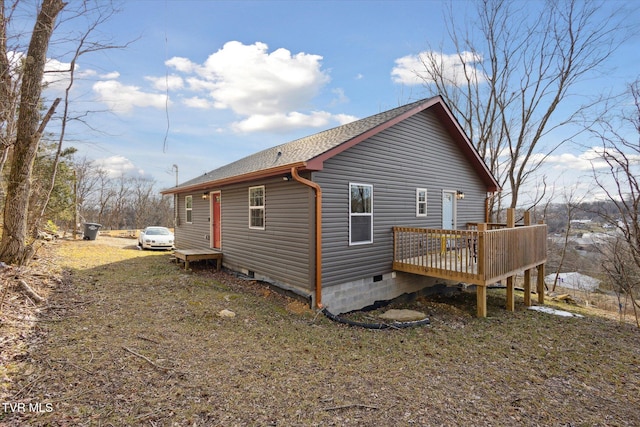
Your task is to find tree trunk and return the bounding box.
[0,0,66,265]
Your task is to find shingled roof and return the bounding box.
[162,96,500,194]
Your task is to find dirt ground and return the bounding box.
[1,237,639,426]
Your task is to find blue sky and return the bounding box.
[35,0,640,200]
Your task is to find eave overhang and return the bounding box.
[160,161,309,195]
[306,96,500,193]
[161,96,500,196]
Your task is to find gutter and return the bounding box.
[290,166,323,309]
[160,161,308,196]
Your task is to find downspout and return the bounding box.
[290,167,323,309]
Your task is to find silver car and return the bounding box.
[138,227,174,250]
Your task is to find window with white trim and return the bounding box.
[185,195,193,223]
[249,186,265,229]
[349,183,373,245]
[416,188,427,217]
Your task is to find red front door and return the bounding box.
[211,192,221,249]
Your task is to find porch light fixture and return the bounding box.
[456,190,465,200]
[282,173,292,181]
[202,192,209,200]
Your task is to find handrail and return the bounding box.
[393,224,547,286]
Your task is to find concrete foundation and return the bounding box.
[321,271,457,314]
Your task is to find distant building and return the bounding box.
[545,272,600,291]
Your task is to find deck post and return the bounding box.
[476,223,488,317]
[523,211,532,306]
[477,285,487,318]
[477,223,486,281]
[506,208,516,228]
[505,209,516,311]
[537,219,546,304]
[537,263,545,304]
[523,268,532,306]
[506,276,515,311]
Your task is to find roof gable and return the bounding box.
[162,96,500,194]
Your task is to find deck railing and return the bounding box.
[392,224,547,286]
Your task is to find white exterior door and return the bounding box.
[442,191,455,229]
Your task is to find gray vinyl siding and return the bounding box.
[175,177,315,293]
[175,193,211,250]
[315,109,487,288]
[218,176,315,293]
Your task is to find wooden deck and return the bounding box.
[393,210,548,317]
[174,249,222,271]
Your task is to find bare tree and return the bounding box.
[0,1,133,263]
[599,236,639,326]
[590,79,640,327]
[0,0,20,178]
[550,186,586,292]
[32,2,127,238]
[130,177,156,229]
[73,156,102,219]
[94,169,114,226]
[74,164,173,231]
[0,0,65,264]
[415,0,630,216]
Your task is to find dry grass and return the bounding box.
[1,237,639,426]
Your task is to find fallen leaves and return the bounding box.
[1,237,639,426]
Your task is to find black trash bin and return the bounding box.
[83,223,102,240]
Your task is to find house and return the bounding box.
[545,272,600,292]
[162,97,545,315]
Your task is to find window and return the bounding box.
[185,195,193,223]
[249,186,265,229]
[416,188,427,217]
[349,183,373,245]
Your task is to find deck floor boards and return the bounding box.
[174,249,222,271]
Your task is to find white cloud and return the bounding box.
[145,74,184,91]
[100,71,120,79]
[7,51,24,67]
[185,77,217,94]
[183,96,214,109]
[334,113,359,125]
[93,80,168,114]
[165,56,197,73]
[331,88,349,106]
[392,51,486,87]
[77,69,97,78]
[89,41,348,131]
[231,111,335,133]
[543,147,613,171]
[517,146,640,204]
[43,59,122,98]
[391,56,423,86]
[43,58,73,90]
[182,96,218,110]
[42,55,120,90]
[169,41,330,116]
[93,155,139,178]
[162,41,340,131]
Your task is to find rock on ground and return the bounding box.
[378,309,427,322]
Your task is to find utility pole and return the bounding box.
[73,169,78,240]
[172,164,178,228]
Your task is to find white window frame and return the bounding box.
[248,185,265,230]
[416,188,427,217]
[185,195,193,224]
[349,182,373,245]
